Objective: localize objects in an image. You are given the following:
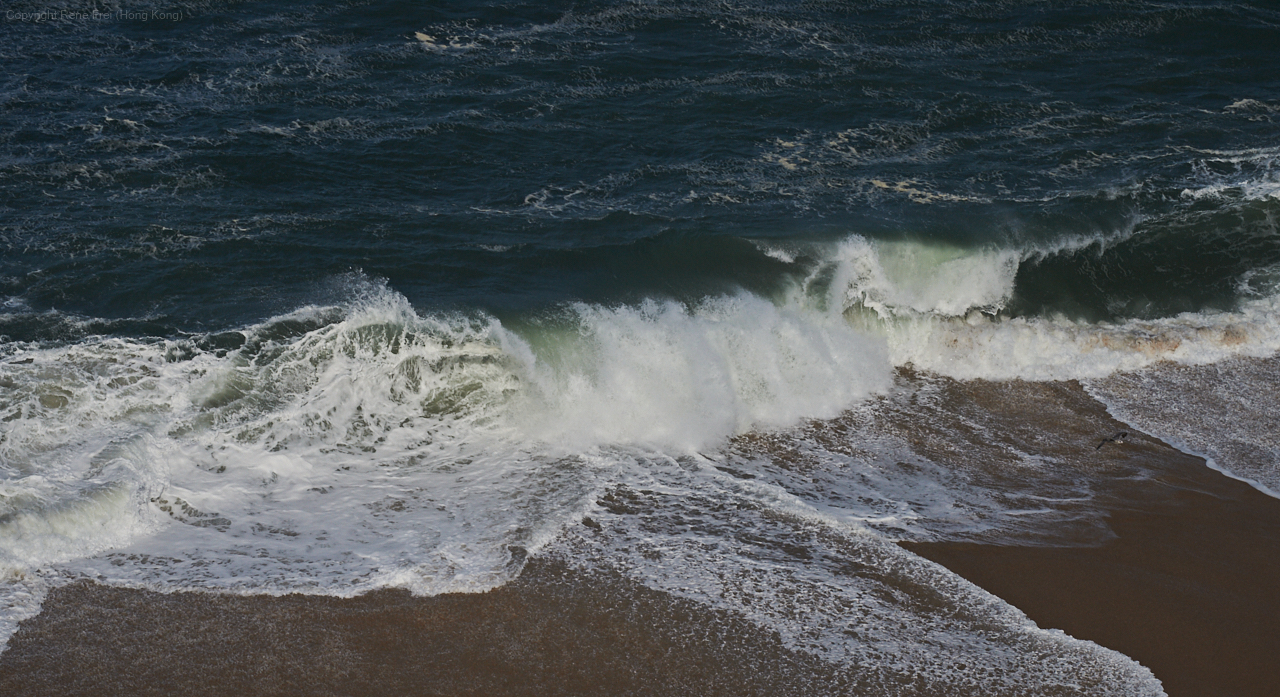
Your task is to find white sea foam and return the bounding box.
[795,235,1280,502]
[3,245,1277,610]
[875,297,1280,381]
[513,295,891,450]
[1225,98,1279,114]
[756,243,796,264]
[1178,145,1280,201]
[0,278,894,647]
[1086,356,1280,499]
[1,241,1273,687]
[1181,179,1280,201]
[811,236,1020,318]
[791,235,1280,381]
[548,454,1164,695]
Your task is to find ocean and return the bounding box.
[2,1,1279,694]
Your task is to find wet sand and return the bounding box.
[905,460,1280,697]
[0,557,862,697]
[3,375,1279,696]
[895,371,1280,697]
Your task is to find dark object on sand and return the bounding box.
[1096,431,1130,450]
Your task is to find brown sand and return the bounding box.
[3,374,1279,696]
[888,376,1280,697]
[905,459,1280,697]
[0,558,858,697]
[748,372,1280,697]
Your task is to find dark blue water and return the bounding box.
[3,0,1279,338]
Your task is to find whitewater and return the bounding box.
[5,236,1279,694]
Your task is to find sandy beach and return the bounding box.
[3,372,1278,696]
[908,448,1280,697]
[0,558,857,697]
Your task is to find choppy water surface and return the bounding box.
[3,1,1279,693]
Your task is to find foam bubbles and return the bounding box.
[1,246,1275,684]
[815,236,1020,318]
[1087,355,1280,499]
[0,279,896,647]
[875,295,1280,382]
[1179,146,1280,202]
[548,454,1164,695]
[787,235,1280,381]
[513,295,891,450]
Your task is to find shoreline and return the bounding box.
[3,376,1279,695]
[0,558,857,697]
[906,454,1280,697]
